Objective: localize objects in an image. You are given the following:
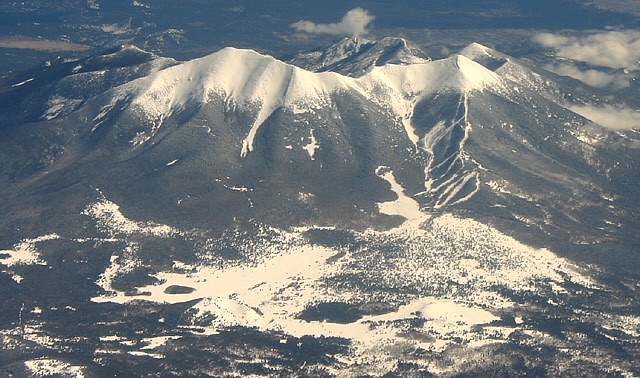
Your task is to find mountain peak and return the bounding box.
[367,53,504,98]
[128,46,356,155]
[452,54,501,87]
[372,36,432,65]
[289,36,431,77]
[459,42,512,72]
[101,44,152,56]
[459,42,494,57]
[131,46,351,117]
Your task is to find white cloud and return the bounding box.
[569,104,640,130]
[544,64,631,89]
[533,30,640,70]
[291,8,374,37]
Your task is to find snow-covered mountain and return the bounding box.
[3,40,637,251]
[1,39,639,377]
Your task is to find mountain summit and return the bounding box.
[288,36,432,76]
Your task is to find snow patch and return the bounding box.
[228,186,250,192]
[140,335,181,350]
[370,296,500,348]
[375,166,426,226]
[99,335,123,342]
[11,77,34,87]
[42,96,82,121]
[82,196,179,238]
[0,234,59,267]
[128,350,164,359]
[24,358,85,377]
[92,93,127,127]
[132,0,150,8]
[94,244,142,293]
[302,129,320,159]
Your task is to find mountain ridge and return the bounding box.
[113,46,506,158]
[1,38,639,264]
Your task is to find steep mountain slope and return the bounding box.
[458,42,640,252]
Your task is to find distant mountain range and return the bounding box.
[1,37,639,377]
